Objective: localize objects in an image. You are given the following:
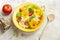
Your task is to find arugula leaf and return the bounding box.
[16,12,22,17]
[28,8,34,12]
[29,15,35,22]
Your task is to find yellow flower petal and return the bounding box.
[22,10,28,18]
[34,9,42,16]
[29,19,39,29]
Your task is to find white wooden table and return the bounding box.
[0,0,60,40]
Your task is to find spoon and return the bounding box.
[39,14,55,40]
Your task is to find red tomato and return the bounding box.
[24,20,29,25]
[29,12,33,16]
[17,17,22,22]
[19,8,23,12]
[2,4,12,15]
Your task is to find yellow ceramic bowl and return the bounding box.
[12,3,45,32]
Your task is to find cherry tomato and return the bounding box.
[17,17,22,22]
[2,4,12,15]
[24,20,29,25]
[29,12,33,16]
[19,8,23,12]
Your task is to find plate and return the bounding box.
[12,3,45,32]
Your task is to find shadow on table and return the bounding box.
[11,22,38,38]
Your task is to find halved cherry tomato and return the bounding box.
[19,8,23,12]
[17,17,22,22]
[24,20,29,25]
[29,12,33,16]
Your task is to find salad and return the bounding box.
[15,3,44,29]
